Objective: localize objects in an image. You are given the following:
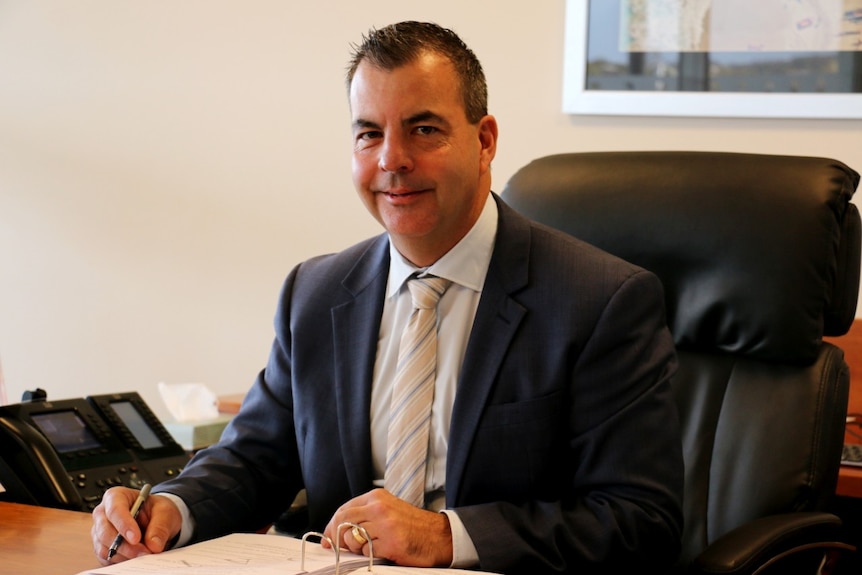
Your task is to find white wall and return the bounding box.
[2,1,861,417]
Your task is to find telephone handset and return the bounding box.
[0,392,190,511]
[0,414,84,510]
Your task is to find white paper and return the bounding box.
[78,533,357,575]
[75,532,494,575]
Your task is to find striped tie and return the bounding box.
[385,275,451,507]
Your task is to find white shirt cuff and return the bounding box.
[440,509,479,568]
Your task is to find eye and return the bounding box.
[354,130,382,150]
[415,125,438,136]
[357,130,382,141]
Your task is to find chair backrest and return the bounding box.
[501,151,861,571]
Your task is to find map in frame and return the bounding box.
[620,0,862,53]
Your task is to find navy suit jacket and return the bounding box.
[156,194,684,574]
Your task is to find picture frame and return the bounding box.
[562,0,862,119]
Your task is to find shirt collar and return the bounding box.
[387,193,498,297]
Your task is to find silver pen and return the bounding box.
[107,483,152,561]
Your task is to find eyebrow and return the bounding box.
[406,110,447,126]
[352,110,450,132]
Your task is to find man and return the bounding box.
[92,21,684,574]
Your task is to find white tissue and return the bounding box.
[158,381,219,422]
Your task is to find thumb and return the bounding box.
[142,495,183,553]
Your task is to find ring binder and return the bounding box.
[75,529,501,574]
[301,523,375,575]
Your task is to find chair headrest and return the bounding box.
[502,151,860,363]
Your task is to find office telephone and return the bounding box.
[0,391,190,511]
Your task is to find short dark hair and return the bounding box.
[346,21,488,124]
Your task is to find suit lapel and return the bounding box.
[326,198,534,501]
[331,235,390,494]
[446,198,531,504]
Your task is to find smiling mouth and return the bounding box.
[381,189,428,198]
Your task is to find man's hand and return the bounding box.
[322,488,453,567]
[91,486,182,564]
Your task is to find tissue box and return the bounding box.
[165,414,233,451]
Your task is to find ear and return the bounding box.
[477,115,498,174]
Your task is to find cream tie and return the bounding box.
[385,275,451,507]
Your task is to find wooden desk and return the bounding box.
[0,501,97,575]
[825,319,862,499]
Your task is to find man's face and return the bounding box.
[349,52,497,266]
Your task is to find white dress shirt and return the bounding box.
[370,193,497,567]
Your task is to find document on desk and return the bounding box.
[75,532,496,575]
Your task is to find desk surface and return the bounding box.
[0,501,97,575]
[837,369,862,498]
[825,319,862,499]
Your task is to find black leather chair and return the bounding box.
[502,151,861,575]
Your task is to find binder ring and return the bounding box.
[300,531,334,572]
[300,524,374,574]
[337,522,374,574]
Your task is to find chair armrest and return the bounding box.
[691,512,852,575]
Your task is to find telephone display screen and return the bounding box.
[31,411,102,453]
[110,401,164,450]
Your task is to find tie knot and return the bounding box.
[408,276,451,309]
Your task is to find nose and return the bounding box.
[378,135,413,173]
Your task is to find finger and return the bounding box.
[350,525,368,545]
[323,519,356,550]
[339,525,364,555]
[348,519,381,555]
[93,526,143,565]
[91,521,111,566]
[91,490,135,563]
[102,487,144,545]
[106,540,138,563]
[341,524,367,552]
[322,501,363,548]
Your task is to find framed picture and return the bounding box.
[563,0,862,118]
